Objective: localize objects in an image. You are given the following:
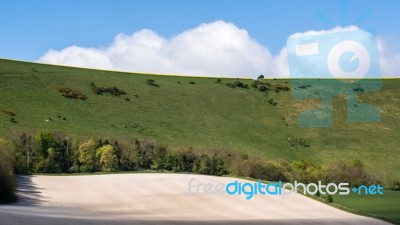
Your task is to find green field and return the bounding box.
[332,190,400,224]
[1,58,399,178]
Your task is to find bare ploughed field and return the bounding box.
[0,174,392,225]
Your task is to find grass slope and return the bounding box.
[0,58,399,179]
[333,190,400,224]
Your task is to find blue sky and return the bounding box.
[0,0,398,61]
[0,0,399,77]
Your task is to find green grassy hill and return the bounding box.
[0,58,399,179]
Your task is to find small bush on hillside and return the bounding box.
[225,80,249,89]
[90,82,126,96]
[146,79,160,87]
[251,80,289,92]
[58,87,87,100]
[274,84,290,91]
[287,136,309,149]
[215,79,222,83]
[2,110,16,117]
[189,81,196,85]
[268,98,277,106]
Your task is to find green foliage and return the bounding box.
[384,174,400,191]
[236,160,290,181]
[250,80,289,92]
[324,160,380,187]
[326,194,333,203]
[291,160,322,183]
[2,110,16,117]
[25,131,74,173]
[0,140,16,203]
[58,87,87,100]
[96,144,118,172]
[35,131,54,158]
[225,80,249,89]
[90,82,126,96]
[13,133,35,173]
[78,140,98,172]
[268,98,277,106]
[287,136,309,149]
[146,79,159,87]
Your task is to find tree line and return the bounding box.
[1,130,398,203]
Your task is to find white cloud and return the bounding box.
[289,25,359,38]
[377,37,400,77]
[38,21,399,78]
[39,21,275,78]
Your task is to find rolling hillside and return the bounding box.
[0,58,399,178]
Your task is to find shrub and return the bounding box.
[383,174,400,191]
[326,194,333,203]
[146,79,160,87]
[193,153,211,174]
[274,84,290,91]
[237,159,289,181]
[189,81,196,85]
[287,136,309,148]
[78,140,98,172]
[251,80,260,88]
[215,79,222,83]
[258,84,269,92]
[323,160,379,187]
[58,87,87,100]
[90,82,127,96]
[2,110,16,117]
[170,147,196,172]
[298,84,311,89]
[0,140,16,203]
[257,75,264,80]
[119,139,140,171]
[291,160,322,183]
[251,81,289,92]
[353,87,365,92]
[96,144,118,172]
[225,80,248,89]
[268,98,277,106]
